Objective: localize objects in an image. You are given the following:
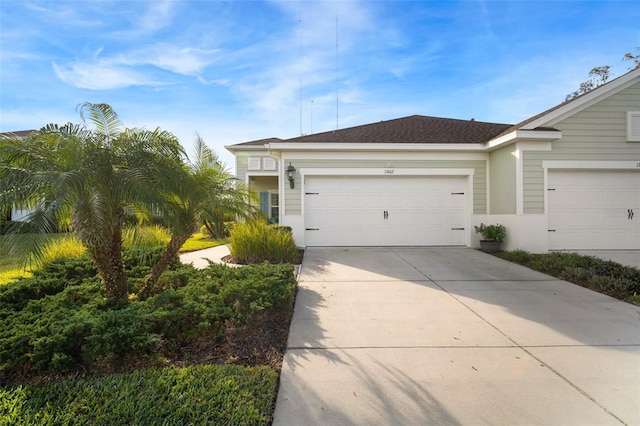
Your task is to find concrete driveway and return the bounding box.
[273,247,640,425]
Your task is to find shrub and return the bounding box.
[230,221,299,264]
[498,250,640,304]
[474,223,506,242]
[500,249,531,264]
[0,253,296,376]
[200,221,235,239]
[0,254,97,312]
[141,263,296,340]
[214,262,296,322]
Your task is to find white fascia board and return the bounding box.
[224,145,268,153]
[523,68,640,129]
[225,149,271,157]
[486,130,562,150]
[267,142,485,152]
[299,167,475,177]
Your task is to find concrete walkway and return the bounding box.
[178,244,230,268]
[273,247,640,425]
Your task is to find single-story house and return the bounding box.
[226,68,640,253]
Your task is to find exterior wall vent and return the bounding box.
[263,157,277,170]
[248,157,261,170]
[627,111,640,142]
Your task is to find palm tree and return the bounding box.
[139,134,257,299]
[0,103,186,301]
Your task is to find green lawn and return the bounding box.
[0,232,225,285]
[1,364,278,425]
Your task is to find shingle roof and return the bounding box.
[279,115,512,144]
[231,137,283,147]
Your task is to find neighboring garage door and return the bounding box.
[304,175,467,246]
[548,170,640,250]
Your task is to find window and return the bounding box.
[270,192,279,223]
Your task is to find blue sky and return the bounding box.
[1,0,639,169]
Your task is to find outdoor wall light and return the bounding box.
[287,162,296,189]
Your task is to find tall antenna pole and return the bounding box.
[299,11,303,135]
[335,12,339,130]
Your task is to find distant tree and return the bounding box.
[565,65,612,101]
[565,47,640,101]
[622,47,640,70]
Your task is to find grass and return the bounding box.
[1,364,278,425]
[0,231,225,285]
[0,234,69,282]
[180,232,227,253]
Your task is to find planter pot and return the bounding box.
[479,240,501,253]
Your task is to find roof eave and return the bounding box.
[486,129,563,150]
[224,144,268,153]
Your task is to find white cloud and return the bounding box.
[118,45,220,76]
[52,61,160,90]
[52,43,221,89]
[137,0,176,31]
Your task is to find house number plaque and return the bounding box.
[384,169,395,174]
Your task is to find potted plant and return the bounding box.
[474,223,506,253]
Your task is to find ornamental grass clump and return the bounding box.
[229,221,299,264]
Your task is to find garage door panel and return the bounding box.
[548,171,640,250]
[305,175,467,246]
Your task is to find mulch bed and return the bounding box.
[3,253,302,387]
[4,310,293,388]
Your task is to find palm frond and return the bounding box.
[78,102,122,141]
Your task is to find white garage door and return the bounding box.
[548,170,640,250]
[304,175,467,246]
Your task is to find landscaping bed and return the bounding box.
[496,250,640,305]
[0,252,297,424]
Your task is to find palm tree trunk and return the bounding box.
[139,226,193,300]
[91,228,128,301]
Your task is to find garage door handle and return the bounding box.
[384,210,388,219]
[629,209,634,220]
[306,228,319,231]
[548,229,556,232]
[451,227,464,230]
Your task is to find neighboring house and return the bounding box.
[235,68,638,252]
[0,130,37,222]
